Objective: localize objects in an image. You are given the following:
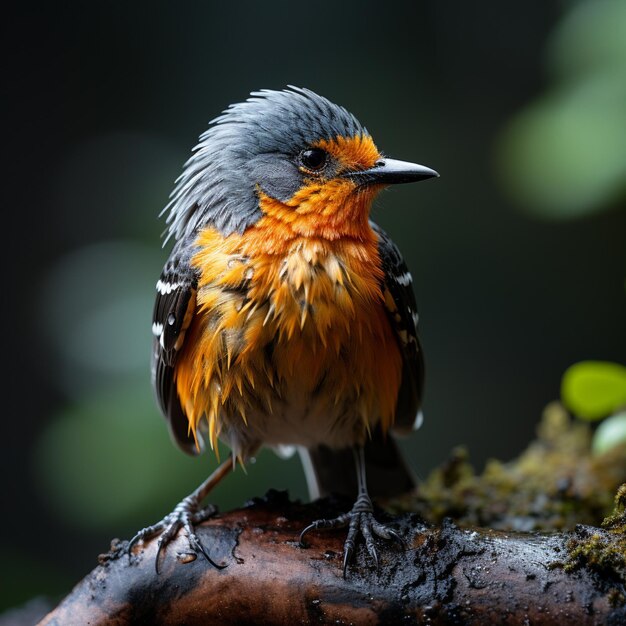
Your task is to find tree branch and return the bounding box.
[39,491,626,625]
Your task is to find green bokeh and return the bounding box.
[562,361,626,421]
[546,0,626,82]
[40,240,163,397]
[496,0,626,219]
[497,75,626,217]
[35,383,308,532]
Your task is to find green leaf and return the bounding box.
[561,361,626,420]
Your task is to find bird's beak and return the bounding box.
[343,158,439,185]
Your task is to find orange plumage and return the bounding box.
[175,135,402,457]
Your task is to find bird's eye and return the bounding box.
[300,148,327,172]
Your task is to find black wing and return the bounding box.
[371,221,424,432]
[151,240,200,455]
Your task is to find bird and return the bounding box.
[129,86,438,576]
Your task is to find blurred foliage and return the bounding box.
[35,381,307,531]
[392,402,626,532]
[41,239,163,397]
[561,361,626,420]
[592,412,626,456]
[496,0,626,219]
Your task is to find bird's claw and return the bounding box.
[299,497,403,577]
[127,497,221,573]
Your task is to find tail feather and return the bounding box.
[300,427,416,500]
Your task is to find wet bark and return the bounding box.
[40,492,626,626]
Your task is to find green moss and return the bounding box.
[559,483,626,589]
[389,402,626,532]
[565,533,616,573]
[602,484,626,531]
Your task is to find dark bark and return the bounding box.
[40,492,626,625]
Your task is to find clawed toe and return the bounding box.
[341,511,400,576]
[128,499,221,573]
[300,503,403,577]
[299,511,351,548]
[371,520,406,548]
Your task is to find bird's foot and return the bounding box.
[127,495,222,573]
[299,493,404,577]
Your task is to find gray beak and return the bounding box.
[343,158,439,185]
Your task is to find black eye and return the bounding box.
[300,148,327,172]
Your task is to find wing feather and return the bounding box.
[150,241,200,454]
[372,222,424,432]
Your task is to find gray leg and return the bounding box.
[299,446,404,577]
[128,454,237,573]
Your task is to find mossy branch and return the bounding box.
[39,491,626,626]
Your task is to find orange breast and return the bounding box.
[174,179,402,455]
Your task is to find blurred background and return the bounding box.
[3,0,625,615]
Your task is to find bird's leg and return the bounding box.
[128,455,236,573]
[299,446,404,576]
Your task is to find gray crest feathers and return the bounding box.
[162,86,368,243]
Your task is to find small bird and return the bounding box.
[131,87,437,575]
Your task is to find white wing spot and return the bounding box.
[152,322,164,337]
[156,279,179,295]
[396,272,412,287]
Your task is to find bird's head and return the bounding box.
[164,87,437,242]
